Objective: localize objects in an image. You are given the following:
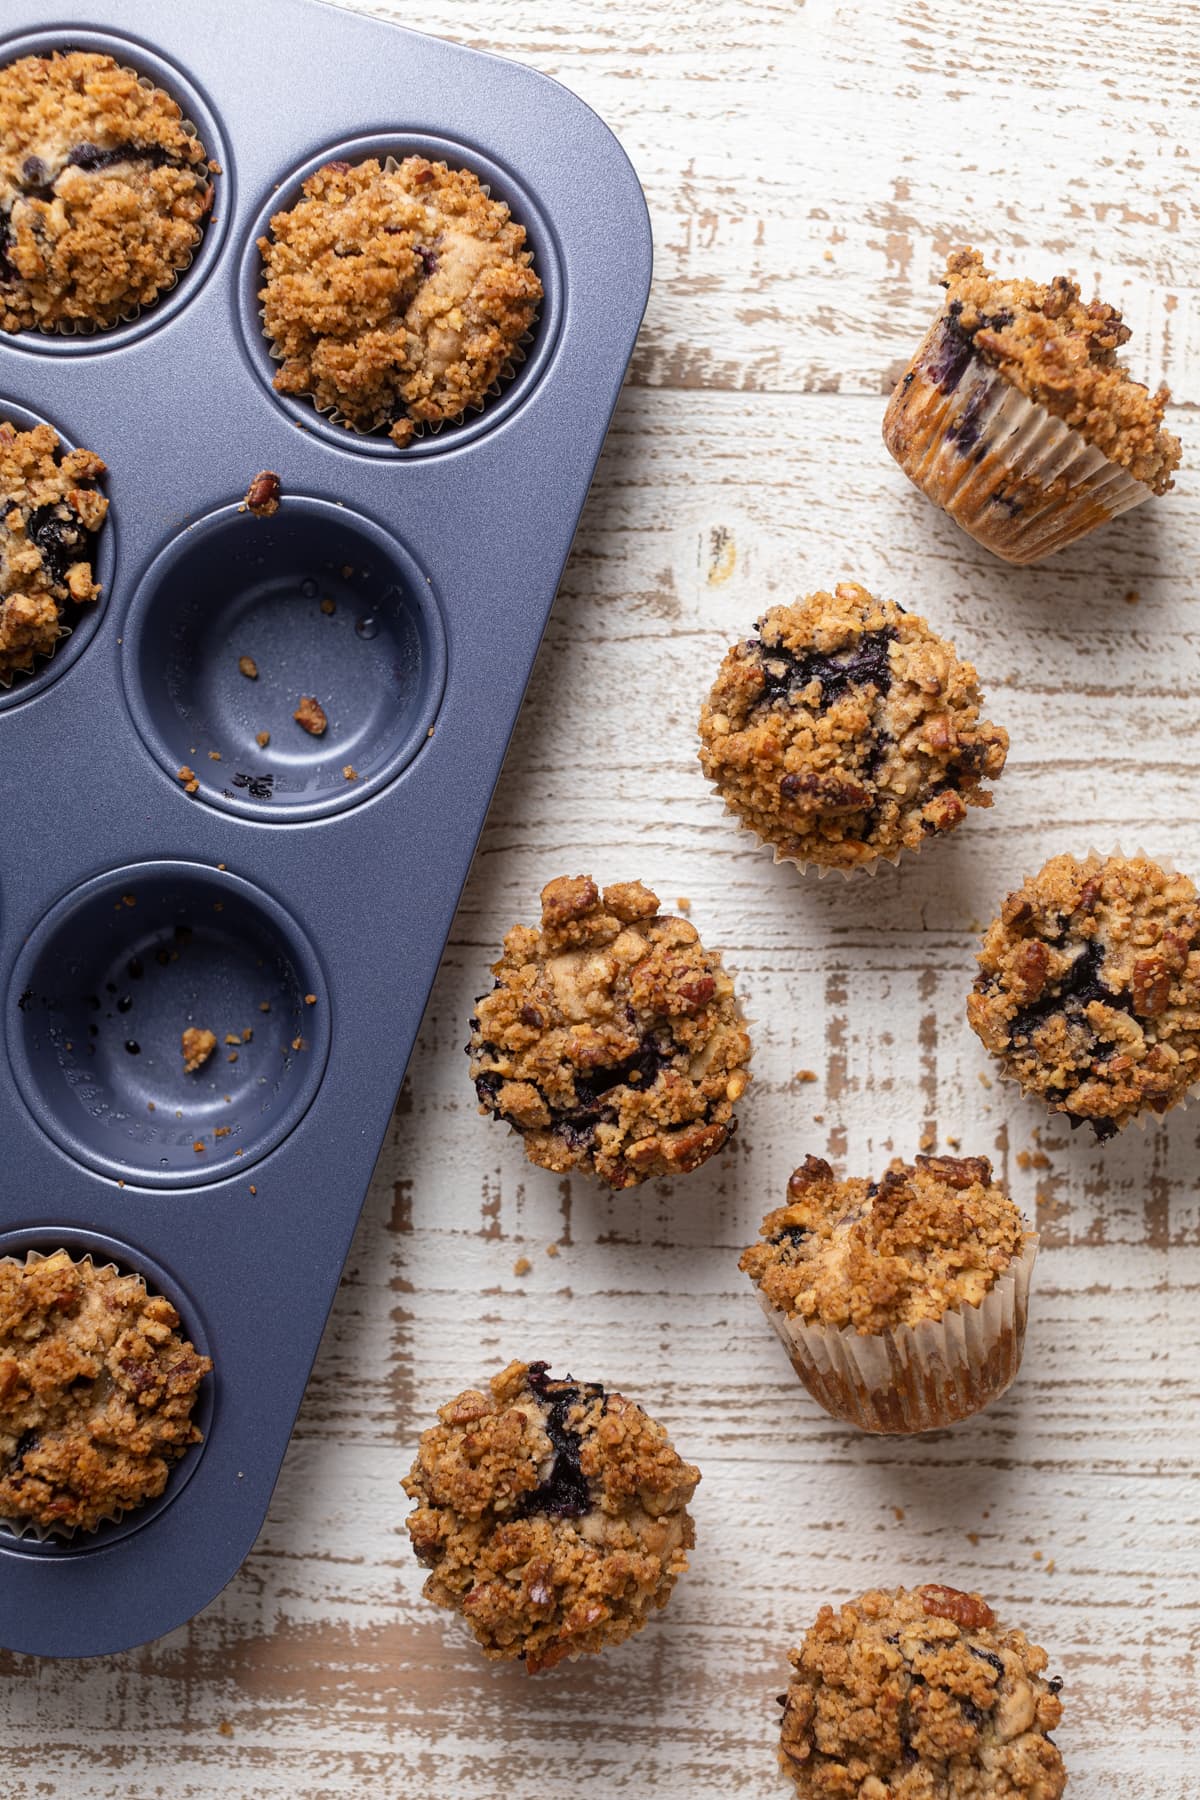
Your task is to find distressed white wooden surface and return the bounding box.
[4,1,1199,1794]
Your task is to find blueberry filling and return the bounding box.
[968,1645,1006,1680]
[1004,939,1136,1140]
[65,141,188,175]
[515,1361,604,1520]
[924,314,974,392]
[947,380,991,455]
[473,1033,674,1152]
[7,1429,39,1473]
[25,502,91,592]
[960,1698,987,1730]
[754,625,897,712]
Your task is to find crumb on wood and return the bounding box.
[217,1720,234,1738]
[1017,1149,1051,1170]
[295,695,327,735]
[244,470,281,517]
[513,1256,532,1277]
[794,1068,818,1083]
[238,655,258,680]
[966,1530,981,1545]
[546,1242,559,1258]
[676,896,691,912]
[1124,589,1140,604]
[919,1125,936,1151]
[181,1027,217,1073]
[892,1505,905,1523]
[977,1071,993,1088]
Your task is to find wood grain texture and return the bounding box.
[3,1,1198,1794]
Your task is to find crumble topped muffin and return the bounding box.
[927,248,1179,491]
[968,852,1200,1139]
[779,1585,1066,1798]
[698,583,1007,870]
[258,155,542,446]
[0,419,108,681]
[403,1359,699,1672]
[468,876,751,1188]
[883,249,1180,565]
[0,50,215,334]
[740,1152,1027,1335]
[0,1250,211,1533]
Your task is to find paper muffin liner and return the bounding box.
[259,154,540,446]
[883,316,1153,566]
[756,1231,1039,1434]
[24,71,212,339]
[974,844,1195,1139]
[0,1247,203,1543]
[0,616,74,691]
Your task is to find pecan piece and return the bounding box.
[1132,955,1172,1018]
[244,470,281,517]
[541,875,600,927]
[787,1154,835,1198]
[916,1152,992,1189]
[294,695,327,735]
[1013,938,1049,1002]
[1001,891,1034,931]
[779,770,872,814]
[919,1584,995,1630]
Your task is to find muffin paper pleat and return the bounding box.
[883,322,1152,565]
[756,1232,1039,1434]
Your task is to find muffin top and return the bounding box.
[0,50,214,333]
[968,852,1200,1138]
[0,1251,211,1533]
[259,155,542,446]
[934,247,1180,492]
[0,419,108,681]
[698,583,1007,870]
[779,1584,1066,1799]
[403,1359,700,1672]
[468,876,750,1188]
[740,1153,1028,1334]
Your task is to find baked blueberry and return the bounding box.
[0,420,108,682]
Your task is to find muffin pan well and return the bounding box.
[0,0,651,1656]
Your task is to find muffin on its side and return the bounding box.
[698,582,1007,872]
[403,1359,699,1672]
[0,50,215,334]
[969,851,1200,1138]
[468,876,751,1188]
[779,1584,1066,1798]
[0,1250,211,1535]
[259,156,542,446]
[0,420,108,682]
[883,247,1181,564]
[740,1152,1036,1432]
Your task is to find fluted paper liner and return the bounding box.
[884,318,1152,566]
[758,1232,1039,1434]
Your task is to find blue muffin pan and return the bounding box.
[0,0,651,1656]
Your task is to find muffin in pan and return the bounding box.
[883,247,1181,565]
[968,851,1200,1139]
[259,155,542,446]
[403,1358,699,1672]
[0,1249,212,1536]
[697,582,1008,872]
[468,876,751,1188]
[0,419,108,684]
[740,1151,1037,1433]
[0,50,215,334]
[778,1584,1066,1798]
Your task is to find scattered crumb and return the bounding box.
[227,1051,238,1063]
[255,729,271,747]
[977,1071,993,1088]
[249,1185,257,1196]
[946,1135,960,1149]
[217,863,226,871]
[208,750,221,762]
[1017,1149,1051,1170]
[342,764,358,781]
[512,1256,532,1277]
[241,1028,253,1042]
[177,764,199,794]
[1032,1550,1043,1562]
[676,896,692,913]
[224,1034,241,1045]
[892,1505,905,1523]
[217,1720,234,1739]
[823,247,834,262]
[794,1069,818,1084]
[1045,1558,1056,1575]
[966,1531,980,1546]
[244,470,281,517]
[147,1102,156,1113]
[341,563,353,578]
[304,994,317,1006]
[295,695,327,735]
[546,1242,559,1258]
[238,656,258,680]
[122,895,136,907]
[259,1001,271,1013]
[214,1126,231,1139]
[291,1036,305,1051]
[193,1141,205,1154]
[182,1027,217,1073]
[1124,589,1140,605]
[918,1125,936,1151]
[812,1113,824,1123]
[320,597,335,615]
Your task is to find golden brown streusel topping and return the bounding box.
[937,247,1180,492]
[740,1153,1027,1334]
[0,51,214,333]
[403,1359,699,1672]
[181,1026,217,1073]
[698,583,1007,870]
[0,1251,211,1533]
[780,1585,1066,1799]
[467,876,751,1189]
[968,852,1200,1138]
[258,156,542,446]
[0,419,108,681]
